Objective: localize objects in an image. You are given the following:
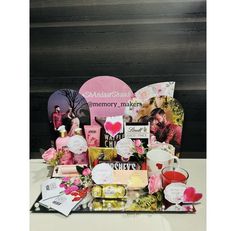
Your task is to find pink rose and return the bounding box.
[73,178,81,185]
[136,146,145,155]
[70,185,79,192]
[82,168,91,176]
[42,148,57,162]
[65,185,79,195]
[148,174,163,194]
[62,177,70,182]
[134,139,142,147]
[59,183,67,189]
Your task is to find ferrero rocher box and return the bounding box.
[88,147,117,168]
[91,184,126,199]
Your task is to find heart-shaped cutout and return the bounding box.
[156,163,163,170]
[183,187,202,203]
[104,121,122,137]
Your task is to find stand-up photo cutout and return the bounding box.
[124,82,175,120]
[79,76,134,125]
[135,82,175,103]
[134,96,184,155]
[47,89,90,144]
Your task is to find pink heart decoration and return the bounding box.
[104,121,122,137]
[183,187,202,203]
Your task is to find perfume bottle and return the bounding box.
[74,127,83,136]
[56,125,70,151]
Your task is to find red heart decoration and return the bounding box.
[72,196,81,202]
[183,187,203,203]
[104,121,122,137]
[71,192,79,196]
[156,163,163,169]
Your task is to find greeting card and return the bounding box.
[41,178,64,200]
[40,193,83,216]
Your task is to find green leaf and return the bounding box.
[76,165,85,174]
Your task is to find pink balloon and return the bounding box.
[79,76,133,124]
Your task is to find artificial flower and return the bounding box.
[42,148,57,162]
[148,174,163,194]
[134,139,145,155]
[134,139,142,147]
[73,178,81,185]
[82,168,92,176]
[136,145,145,155]
[62,177,70,182]
[65,185,79,195]
[59,183,67,189]
[69,185,79,192]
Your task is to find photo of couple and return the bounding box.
[136,96,184,154]
[48,89,91,145]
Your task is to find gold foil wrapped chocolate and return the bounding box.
[91,184,126,199]
[91,199,126,211]
[88,147,117,168]
[126,195,157,211]
[91,185,102,198]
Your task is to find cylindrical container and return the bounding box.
[146,148,179,176]
[161,166,189,188]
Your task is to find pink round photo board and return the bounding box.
[79,76,134,125]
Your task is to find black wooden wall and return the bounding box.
[30,0,206,158]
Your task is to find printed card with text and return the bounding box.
[41,178,64,200]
